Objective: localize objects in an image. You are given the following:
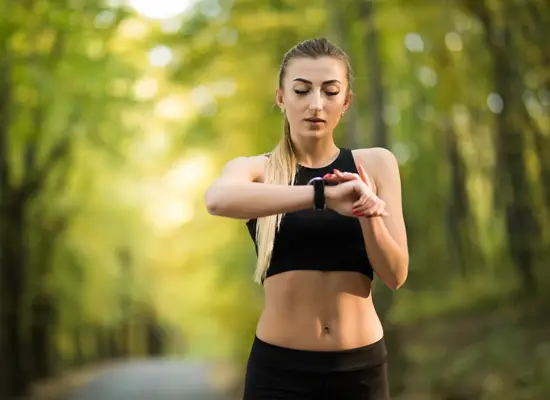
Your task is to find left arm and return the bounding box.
[357,148,409,290]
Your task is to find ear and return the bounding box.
[343,90,353,113]
[275,88,284,109]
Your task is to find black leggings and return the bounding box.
[243,336,390,400]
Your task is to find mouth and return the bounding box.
[304,117,326,123]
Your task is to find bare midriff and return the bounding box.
[256,270,384,351]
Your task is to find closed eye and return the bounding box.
[293,89,340,96]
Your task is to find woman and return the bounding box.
[205,37,408,400]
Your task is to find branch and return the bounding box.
[24,28,66,178]
[15,108,79,204]
[457,0,492,34]
[0,53,11,195]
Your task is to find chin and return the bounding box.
[296,132,323,141]
[298,127,330,139]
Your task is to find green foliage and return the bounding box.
[1,0,549,398]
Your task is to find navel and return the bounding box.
[323,326,330,334]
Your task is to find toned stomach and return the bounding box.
[256,270,384,351]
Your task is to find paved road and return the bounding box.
[67,360,232,400]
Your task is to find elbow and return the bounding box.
[386,274,407,291]
[205,185,224,216]
[389,274,407,291]
[386,260,408,291]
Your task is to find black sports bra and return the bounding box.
[246,148,374,283]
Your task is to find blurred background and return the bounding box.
[1,0,549,399]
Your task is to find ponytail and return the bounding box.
[253,116,296,284]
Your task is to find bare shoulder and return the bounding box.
[352,147,398,167]
[351,147,400,186]
[219,153,269,183]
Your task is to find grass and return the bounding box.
[396,294,550,399]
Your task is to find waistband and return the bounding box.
[248,335,388,372]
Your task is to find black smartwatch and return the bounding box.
[307,177,326,211]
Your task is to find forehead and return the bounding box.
[285,56,347,85]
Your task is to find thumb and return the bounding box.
[357,164,372,188]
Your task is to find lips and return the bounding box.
[305,117,326,123]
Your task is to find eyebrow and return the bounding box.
[292,78,341,85]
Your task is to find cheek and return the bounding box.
[284,96,300,111]
[327,98,346,115]
[283,96,305,115]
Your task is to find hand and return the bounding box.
[324,179,365,217]
[324,165,389,218]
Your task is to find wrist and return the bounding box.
[359,214,384,226]
[325,185,337,209]
[307,177,327,210]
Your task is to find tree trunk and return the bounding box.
[325,0,359,148]
[146,314,164,357]
[1,200,30,397]
[0,27,13,399]
[360,0,406,395]
[29,219,66,380]
[462,0,541,295]
[29,293,56,380]
[444,122,469,277]
[362,0,387,149]
[525,0,550,212]
[486,9,540,293]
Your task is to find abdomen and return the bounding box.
[256,270,384,351]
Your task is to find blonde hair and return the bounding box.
[253,37,352,284]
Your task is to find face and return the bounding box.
[276,56,352,139]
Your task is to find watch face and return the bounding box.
[307,177,324,185]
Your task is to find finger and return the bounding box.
[343,172,360,179]
[323,173,349,183]
[332,170,362,180]
[353,197,374,210]
[323,174,340,184]
[367,203,381,215]
[353,192,379,208]
[357,163,369,183]
[355,202,391,217]
[355,199,378,214]
[354,204,390,218]
[374,201,386,215]
[372,202,390,217]
[328,173,359,183]
[366,200,387,216]
[333,168,360,180]
[357,164,372,187]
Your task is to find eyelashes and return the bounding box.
[293,89,340,96]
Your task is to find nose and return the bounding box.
[309,91,323,113]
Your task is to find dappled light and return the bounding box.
[1,0,549,399]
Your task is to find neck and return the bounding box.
[291,135,340,168]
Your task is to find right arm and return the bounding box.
[204,156,316,220]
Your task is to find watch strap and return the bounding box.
[307,177,326,211]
